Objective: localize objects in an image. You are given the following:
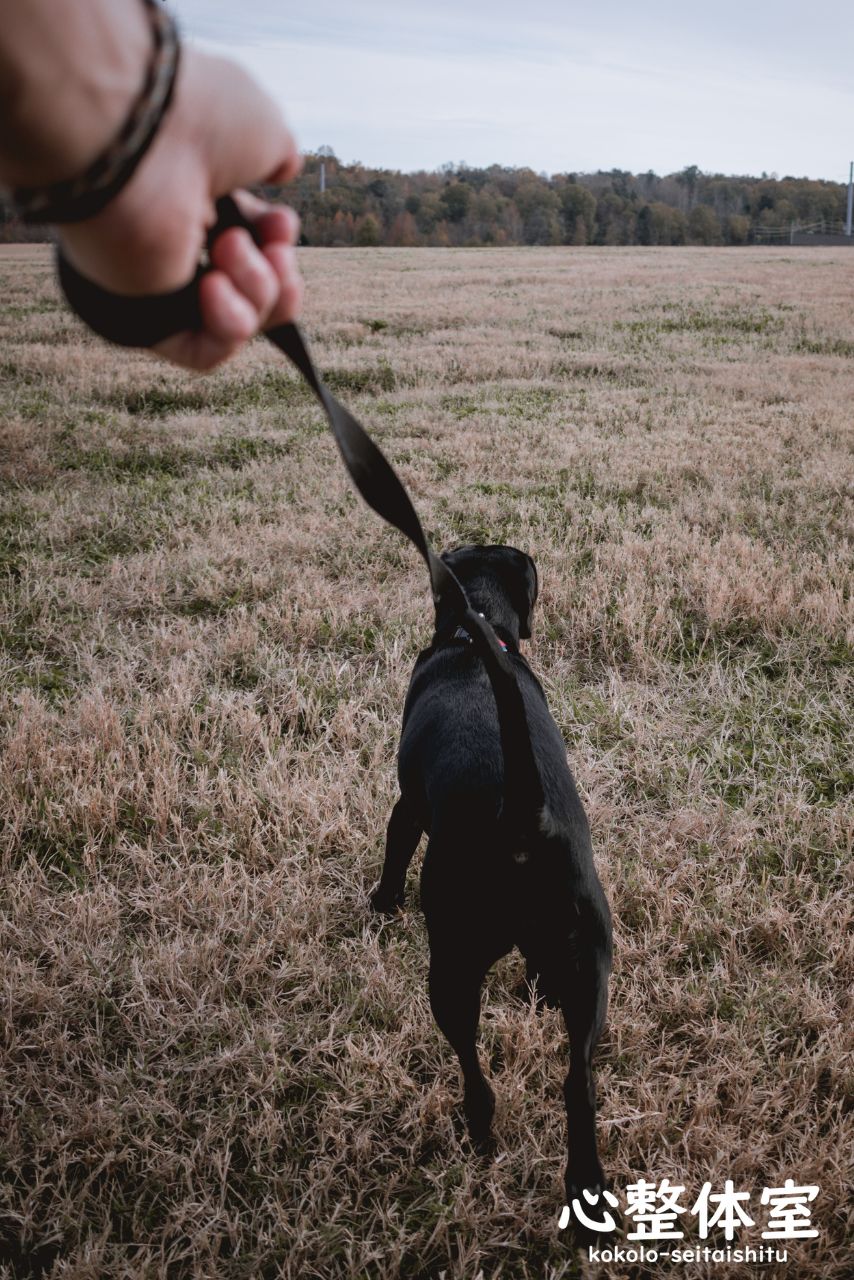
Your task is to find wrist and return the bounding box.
[57,48,211,294]
[0,0,150,188]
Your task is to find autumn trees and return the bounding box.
[0,157,847,247]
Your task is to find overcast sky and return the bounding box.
[171,0,853,182]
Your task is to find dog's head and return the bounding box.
[440,544,539,640]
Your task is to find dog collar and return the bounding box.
[452,613,508,651]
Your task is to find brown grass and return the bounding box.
[1,243,852,1280]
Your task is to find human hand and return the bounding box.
[57,46,303,370]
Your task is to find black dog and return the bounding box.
[371,544,612,1205]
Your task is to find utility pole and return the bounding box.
[320,161,326,194]
[846,161,853,236]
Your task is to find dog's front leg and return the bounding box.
[370,795,422,914]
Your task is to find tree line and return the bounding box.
[0,155,847,247]
[273,155,848,248]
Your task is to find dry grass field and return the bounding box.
[1,243,852,1280]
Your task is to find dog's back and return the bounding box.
[400,639,594,851]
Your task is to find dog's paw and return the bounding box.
[470,1129,498,1159]
[565,1158,607,1205]
[564,1178,603,1206]
[464,1080,496,1154]
[370,885,404,915]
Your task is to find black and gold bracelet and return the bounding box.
[11,0,181,225]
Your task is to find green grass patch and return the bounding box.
[634,303,785,337]
[57,435,292,479]
[99,370,312,417]
[793,335,854,358]
[322,360,398,395]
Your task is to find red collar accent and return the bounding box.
[452,625,507,650]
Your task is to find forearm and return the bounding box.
[0,0,149,187]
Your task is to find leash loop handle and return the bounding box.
[55,195,251,347]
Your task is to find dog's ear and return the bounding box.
[517,552,537,637]
[513,551,539,639]
[440,544,475,566]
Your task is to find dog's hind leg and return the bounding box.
[371,795,422,914]
[521,896,611,1202]
[428,947,501,1153]
[559,939,610,1205]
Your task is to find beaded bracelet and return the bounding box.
[12,0,180,225]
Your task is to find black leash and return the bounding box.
[56,196,545,833]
